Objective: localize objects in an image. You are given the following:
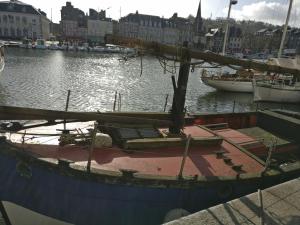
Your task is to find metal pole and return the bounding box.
[258,189,264,225]
[222,1,233,55]
[178,135,192,179]
[278,0,294,58]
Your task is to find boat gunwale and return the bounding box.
[1,137,298,189]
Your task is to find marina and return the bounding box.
[0,0,300,224]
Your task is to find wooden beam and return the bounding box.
[0,106,172,127]
[108,36,300,77]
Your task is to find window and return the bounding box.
[23,28,28,37]
[8,15,14,23]
[16,28,21,37]
[0,28,2,36]
[3,15,7,23]
[16,16,20,23]
[22,17,27,24]
[4,28,8,36]
[10,28,15,37]
[32,19,36,25]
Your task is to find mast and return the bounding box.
[222,0,237,55]
[278,0,294,58]
[169,42,191,134]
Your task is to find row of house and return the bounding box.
[0,0,299,53]
[60,2,113,44]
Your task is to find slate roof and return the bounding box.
[0,0,46,16]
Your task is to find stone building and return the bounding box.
[0,0,50,40]
[60,2,113,44]
[117,0,204,47]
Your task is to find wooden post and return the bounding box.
[113,91,117,112]
[232,100,236,113]
[64,90,71,131]
[87,123,97,173]
[170,42,191,134]
[163,94,169,112]
[178,135,192,179]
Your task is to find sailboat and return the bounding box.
[252,0,300,103]
[202,0,296,94]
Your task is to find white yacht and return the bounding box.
[201,69,263,93]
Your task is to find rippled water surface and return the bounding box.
[1,48,299,113]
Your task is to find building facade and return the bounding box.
[117,0,204,47]
[0,0,50,40]
[60,2,113,44]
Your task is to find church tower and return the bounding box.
[195,0,203,34]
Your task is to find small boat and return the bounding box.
[201,69,263,93]
[92,46,106,53]
[19,38,33,49]
[48,42,61,50]
[253,77,300,103]
[253,48,300,103]
[34,39,48,50]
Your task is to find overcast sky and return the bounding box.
[22,0,300,27]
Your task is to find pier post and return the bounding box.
[64,90,71,131]
[169,42,191,134]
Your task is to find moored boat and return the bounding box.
[19,38,33,49]
[201,69,263,93]
[0,106,299,225]
[253,78,300,103]
[34,39,48,50]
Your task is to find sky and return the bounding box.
[22,0,300,27]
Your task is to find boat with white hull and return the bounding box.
[201,69,264,93]
[202,76,253,92]
[253,79,300,103]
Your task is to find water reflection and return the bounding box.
[1,48,299,113]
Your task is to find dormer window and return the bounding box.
[22,7,26,13]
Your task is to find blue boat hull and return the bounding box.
[0,146,294,225]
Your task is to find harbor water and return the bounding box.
[1,47,300,114]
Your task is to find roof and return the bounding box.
[0,0,46,16]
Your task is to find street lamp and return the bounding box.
[222,0,238,55]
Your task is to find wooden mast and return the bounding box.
[169,41,191,134]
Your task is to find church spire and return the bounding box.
[195,0,203,34]
[196,0,201,19]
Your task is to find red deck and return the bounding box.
[10,124,265,177]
